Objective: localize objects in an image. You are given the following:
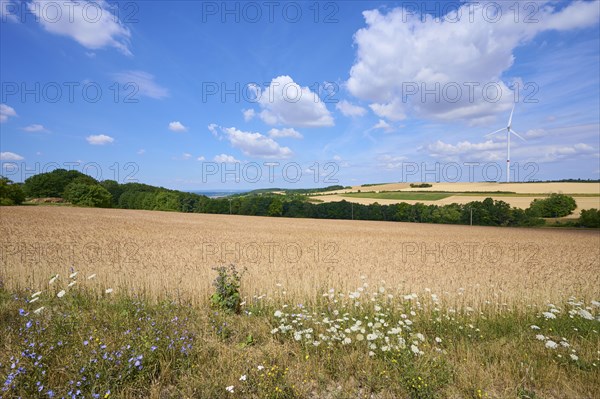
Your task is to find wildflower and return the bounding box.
[366,333,377,341]
[435,337,442,343]
[226,385,234,393]
[257,365,264,371]
[410,344,420,355]
[542,312,556,319]
[274,310,283,318]
[535,334,546,341]
[570,354,579,361]
[68,281,76,288]
[530,325,540,330]
[343,337,352,344]
[57,290,66,298]
[239,375,247,381]
[356,334,364,341]
[545,340,558,349]
[105,288,113,294]
[578,309,594,320]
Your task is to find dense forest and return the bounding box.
[1,170,599,228]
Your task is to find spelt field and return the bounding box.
[1,206,599,398]
[1,206,599,305]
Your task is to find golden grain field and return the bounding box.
[317,182,600,195]
[2,206,599,307]
[311,194,600,218]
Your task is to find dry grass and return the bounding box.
[2,206,599,306]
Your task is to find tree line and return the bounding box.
[1,169,598,228]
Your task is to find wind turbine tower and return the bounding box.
[485,104,526,183]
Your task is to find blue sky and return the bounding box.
[1,0,599,190]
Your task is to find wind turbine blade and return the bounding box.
[485,128,505,137]
[508,103,515,127]
[509,129,526,141]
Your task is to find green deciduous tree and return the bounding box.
[267,197,283,216]
[528,194,577,218]
[0,176,26,205]
[578,209,600,228]
[23,169,97,198]
[63,182,112,208]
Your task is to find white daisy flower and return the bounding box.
[545,340,558,349]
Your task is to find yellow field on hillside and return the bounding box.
[347,182,600,194]
[310,182,600,217]
[312,194,600,218]
[2,206,599,306]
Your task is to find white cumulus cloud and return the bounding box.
[22,124,48,132]
[427,139,506,162]
[267,128,303,139]
[213,154,240,163]
[242,108,255,121]
[222,126,293,159]
[347,2,600,123]
[372,119,395,133]
[28,0,132,55]
[86,134,114,145]
[0,104,17,123]
[168,121,188,132]
[256,76,334,127]
[0,151,24,161]
[336,100,367,117]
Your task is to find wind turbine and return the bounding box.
[485,104,526,183]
